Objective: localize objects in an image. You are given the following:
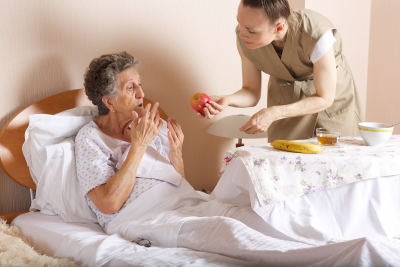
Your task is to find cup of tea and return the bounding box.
[316,128,341,145]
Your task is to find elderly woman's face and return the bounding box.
[113,67,144,118]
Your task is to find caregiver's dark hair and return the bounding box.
[242,0,291,24]
[84,51,140,116]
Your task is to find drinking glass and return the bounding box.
[316,128,341,145]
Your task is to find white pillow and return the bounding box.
[24,106,99,223]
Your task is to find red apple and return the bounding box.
[190,92,210,115]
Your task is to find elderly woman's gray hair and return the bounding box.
[84,51,140,115]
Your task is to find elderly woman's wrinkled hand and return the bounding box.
[167,118,185,178]
[130,103,163,147]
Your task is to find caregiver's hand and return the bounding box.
[239,107,276,135]
[197,95,230,119]
[167,118,185,178]
[131,103,163,147]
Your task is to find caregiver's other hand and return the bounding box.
[167,118,185,178]
[197,95,230,119]
[131,103,163,147]
[239,108,276,135]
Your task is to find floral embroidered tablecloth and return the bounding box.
[219,135,400,207]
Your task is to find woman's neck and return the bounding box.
[271,24,289,56]
[272,25,288,49]
[95,113,132,142]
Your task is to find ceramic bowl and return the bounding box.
[358,122,393,146]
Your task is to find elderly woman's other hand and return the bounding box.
[167,118,185,178]
[130,103,163,148]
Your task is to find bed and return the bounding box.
[1,89,400,267]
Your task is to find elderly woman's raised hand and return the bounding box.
[130,103,163,147]
[167,118,185,178]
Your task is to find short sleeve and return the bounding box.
[310,30,336,63]
[75,124,116,196]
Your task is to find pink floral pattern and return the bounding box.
[219,136,400,207]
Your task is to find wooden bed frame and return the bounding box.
[0,89,168,224]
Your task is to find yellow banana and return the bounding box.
[271,140,324,154]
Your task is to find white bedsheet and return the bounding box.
[13,209,400,266]
[12,212,252,266]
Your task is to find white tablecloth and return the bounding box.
[212,136,400,245]
[218,135,400,207]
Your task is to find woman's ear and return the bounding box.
[275,20,286,34]
[102,96,115,113]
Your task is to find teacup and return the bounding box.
[316,128,341,145]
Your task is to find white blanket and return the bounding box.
[106,178,233,247]
[13,204,400,266]
[103,176,400,266]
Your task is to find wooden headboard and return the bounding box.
[0,89,168,191]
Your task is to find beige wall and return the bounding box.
[366,0,400,134]
[0,0,304,213]
[3,0,397,214]
[3,0,396,214]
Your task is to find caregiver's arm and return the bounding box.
[225,39,263,107]
[274,47,337,119]
[88,104,163,214]
[240,47,337,134]
[199,39,262,119]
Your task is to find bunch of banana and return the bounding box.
[271,140,324,154]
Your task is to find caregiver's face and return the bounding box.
[237,1,276,49]
[113,68,145,118]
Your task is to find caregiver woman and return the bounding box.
[197,0,364,141]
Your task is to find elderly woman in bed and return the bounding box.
[76,52,299,260]
[75,52,185,229]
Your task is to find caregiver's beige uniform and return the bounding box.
[236,9,364,142]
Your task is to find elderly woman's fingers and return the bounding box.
[168,126,177,144]
[168,131,178,146]
[155,108,160,124]
[149,102,159,121]
[171,121,181,141]
[131,111,139,128]
[141,103,151,122]
[145,103,152,112]
[156,118,163,132]
[168,119,177,138]
[172,119,184,140]
[169,118,184,144]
